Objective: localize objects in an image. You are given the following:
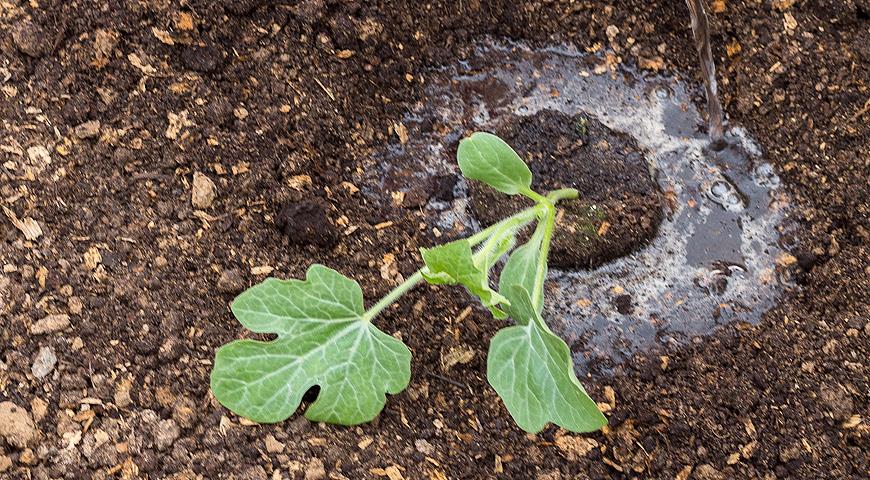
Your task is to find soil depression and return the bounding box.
[375,40,792,370]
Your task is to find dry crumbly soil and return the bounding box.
[0,1,868,479]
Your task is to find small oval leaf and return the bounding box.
[458,132,533,195]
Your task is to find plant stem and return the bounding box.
[362,189,578,322]
[363,205,541,322]
[531,203,556,310]
[547,187,579,202]
[362,270,424,322]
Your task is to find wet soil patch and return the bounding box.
[467,109,663,269]
[0,1,867,479]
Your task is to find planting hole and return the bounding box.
[365,40,791,371]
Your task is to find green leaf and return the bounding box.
[498,225,546,316]
[458,132,533,195]
[210,265,411,425]
[420,239,509,318]
[487,286,607,433]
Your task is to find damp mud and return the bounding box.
[375,40,792,370]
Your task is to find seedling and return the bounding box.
[210,132,607,433]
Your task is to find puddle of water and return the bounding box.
[370,40,791,371]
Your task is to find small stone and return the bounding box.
[114,377,133,408]
[217,269,245,294]
[0,455,11,472]
[0,401,37,448]
[153,419,180,451]
[191,172,217,209]
[264,434,284,454]
[12,20,50,58]
[304,458,326,480]
[414,439,435,456]
[31,346,57,379]
[30,397,48,423]
[74,120,101,139]
[29,314,71,335]
[68,296,84,315]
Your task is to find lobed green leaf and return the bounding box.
[487,286,607,433]
[210,265,411,425]
[457,132,533,195]
[420,239,509,319]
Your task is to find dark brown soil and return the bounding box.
[1,1,867,480]
[467,110,663,269]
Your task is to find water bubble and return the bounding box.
[753,162,781,188]
[707,178,746,211]
[654,86,673,99]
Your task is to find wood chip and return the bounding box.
[393,122,409,144]
[250,265,274,276]
[440,345,475,372]
[175,12,195,31]
[287,174,313,190]
[842,414,862,429]
[151,27,174,45]
[374,221,394,230]
[3,206,43,240]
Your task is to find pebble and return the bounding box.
[264,434,284,454]
[192,172,217,209]
[154,419,180,451]
[31,346,57,379]
[11,19,51,58]
[0,455,10,472]
[217,268,245,293]
[73,120,101,139]
[29,313,71,335]
[304,458,326,480]
[0,401,37,448]
[414,439,435,456]
[30,397,48,423]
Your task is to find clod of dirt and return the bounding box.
[73,120,101,140]
[180,44,226,73]
[304,458,326,480]
[276,198,339,248]
[0,401,37,449]
[467,109,663,269]
[217,268,246,294]
[192,172,217,209]
[153,419,180,451]
[29,314,71,335]
[224,0,266,16]
[291,0,326,25]
[11,19,51,58]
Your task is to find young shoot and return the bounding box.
[210,132,607,433]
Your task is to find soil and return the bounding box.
[0,1,868,480]
[467,109,663,269]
